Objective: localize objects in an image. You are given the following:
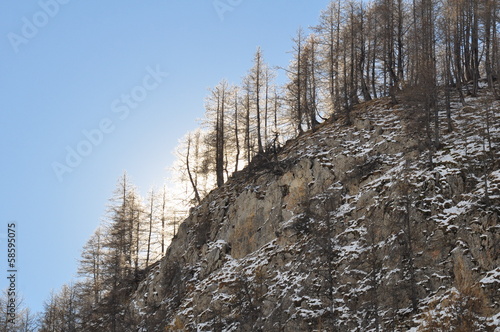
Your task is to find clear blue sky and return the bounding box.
[0,0,332,314]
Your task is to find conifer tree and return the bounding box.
[78,227,105,307]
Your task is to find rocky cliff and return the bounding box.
[129,95,499,331]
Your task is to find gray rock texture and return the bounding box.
[130,97,499,331]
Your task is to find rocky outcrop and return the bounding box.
[131,97,499,331]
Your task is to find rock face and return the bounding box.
[131,97,499,331]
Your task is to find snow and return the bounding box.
[147,89,500,331]
[481,268,500,285]
[488,312,500,331]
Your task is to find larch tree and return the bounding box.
[39,284,79,332]
[176,130,204,205]
[101,173,144,331]
[286,28,306,135]
[232,87,241,172]
[302,34,321,130]
[242,77,253,164]
[313,0,343,116]
[263,64,277,147]
[0,289,37,332]
[249,47,266,154]
[144,188,156,268]
[482,0,499,98]
[356,1,372,102]
[160,185,168,254]
[78,227,105,307]
[39,291,59,332]
[420,0,439,153]
[204,80,231,188]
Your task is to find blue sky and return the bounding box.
[1,0,332,313]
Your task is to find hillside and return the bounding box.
[96,91,498,331]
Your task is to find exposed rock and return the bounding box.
[128,96,499,331]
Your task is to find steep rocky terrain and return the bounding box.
[128,92,499,331]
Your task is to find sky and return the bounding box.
[0,0,332,314]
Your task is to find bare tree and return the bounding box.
[483,0,499,98]
[78,227,104,306]
[302,34,321,130]
[39,284,79,332]
[0,289,37,332]
[204,80,231,187]
[249,47,266,153]
[178,130,203,205]
[145,189,156,268]
[160,185,168,254]
[100,173,144,331]
[313,0,343,115]
[233,87,241,172]
[286,28,307,135]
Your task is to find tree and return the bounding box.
[204,80,231,187]
[129,189,143,278]
[440,4,455,132]
[446,0,466,103]
[250,48,265,153]
[356,1,372,102]
[313,0,343,115]
[363,211,382,332]
[232,87,241,172]
[18,308,38,332]
[302,34,321,130]
[377,0,401,91]
[39,291,59,332]
[101,173,144,331]
[395,175,420,313]
[39,284,79,332]
[402,0,439,167]
[263,64,277,146]
[144,189,156,268]
[341,1,359,124]
[160,185,168,254]
[482,0,499,98]
[286,28,307,135]
[176,130,204,205]
[78,227,105,307]
[242,77,253,164]
[215,82,227,187]
[307,205,342,329]
[420,0,439,152]
[0,289,38,332]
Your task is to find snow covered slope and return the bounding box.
[124,93,499,331]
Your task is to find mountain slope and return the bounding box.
[126,93,499,331]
